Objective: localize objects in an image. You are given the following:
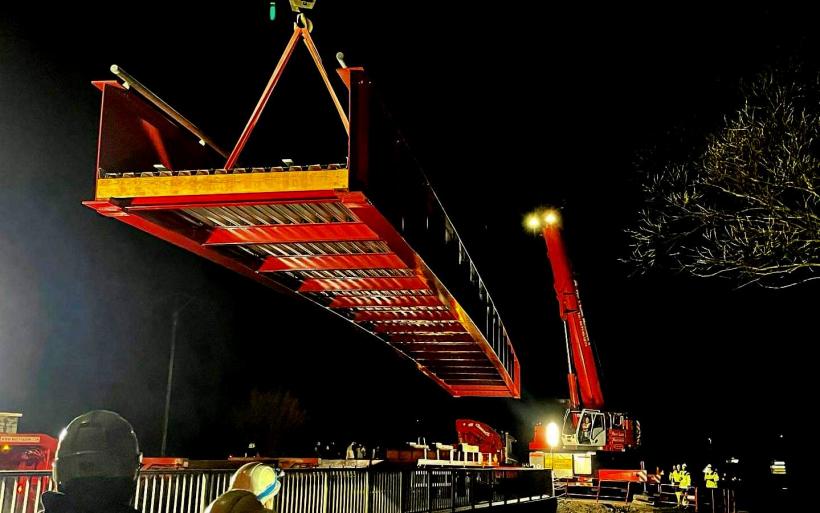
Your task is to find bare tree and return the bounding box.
[628,70,819,288]
[234,388,307,455]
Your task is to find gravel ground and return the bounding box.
[557,498,673,513]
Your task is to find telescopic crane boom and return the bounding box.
[540,210,604,411]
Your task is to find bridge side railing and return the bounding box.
[2,468,552,513]
[351,73,520,386]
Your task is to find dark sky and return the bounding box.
[1,0,815,481]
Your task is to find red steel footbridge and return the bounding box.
[84,22,520,398]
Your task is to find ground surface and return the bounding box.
[557,498,668,513]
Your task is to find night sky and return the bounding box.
[1,1,814,495]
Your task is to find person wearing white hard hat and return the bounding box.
[678,463,691,507]
[703,464,719,489]
[229,462,283,509]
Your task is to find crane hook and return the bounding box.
[294,13,313,32]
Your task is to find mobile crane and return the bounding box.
[526,210,640,455]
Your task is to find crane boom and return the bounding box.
[541,218,605,410]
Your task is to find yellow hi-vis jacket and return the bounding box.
[670,469,680,484]
[705,471,719,488]
[678,471,691,489]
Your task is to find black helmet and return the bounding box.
[53,410,140,506]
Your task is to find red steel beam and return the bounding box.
[373,323,467,334]
[410,352,486,359]
[423,361,495,367]
[299,276,428,293]
[446,378,504,383]
[416,355,489,363]
[355,310,456,322]
[328,295,442,309]
[438,378,503,383]
[204,222,378,245]
[388,333,475,343]
[444,376,504,380]
[435,371,502,377]
[450,385,515,398]
[259,253,405,272]
[122,192,342,210]
[353,306,450,312]
[401,347,482,353]
[340,192,417,268]
[424,361,494,368]
[430,364,504,376]
[389,342,477,351]
[413,354,486,366]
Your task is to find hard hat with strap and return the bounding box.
[230,463,281,507]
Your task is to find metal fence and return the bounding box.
[0,470,234,513]
[231,468,553,513]
[0,473,53,513]
[2,468,552,513]
[134,470,234,513]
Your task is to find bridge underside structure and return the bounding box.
[84,33,520,398]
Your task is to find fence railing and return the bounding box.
[0,473,53,513]
[2,468,553,513]
[134,470,233,513]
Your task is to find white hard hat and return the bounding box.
[230,463,281,506]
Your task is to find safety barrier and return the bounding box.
[560,480,633,503]
[595,481,633,503]
[2,467,553,513]
[695,487,736,513]
[655,483,683,506]
[648,483,736,512]
[562,482,597,501]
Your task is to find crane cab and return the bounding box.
[562,409,605,448]
[561,409,639,452]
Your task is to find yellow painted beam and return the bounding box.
[95,169,349,199]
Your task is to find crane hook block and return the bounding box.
[294,13,313,32]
